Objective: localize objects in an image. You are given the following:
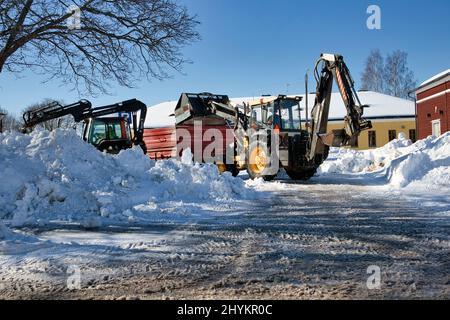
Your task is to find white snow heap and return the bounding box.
[0,222,10,240]
[0,128,259,227]
[319,132,450,189]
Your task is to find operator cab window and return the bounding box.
[107,122,121,140]
[91,120,107,145]
[278,99,301,130]
[251,103,274,126]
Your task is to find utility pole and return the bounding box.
[304,71,309,131]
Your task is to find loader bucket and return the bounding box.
[174,93,230,125]
[319,129,348,147]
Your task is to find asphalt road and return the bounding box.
[1,178,449,299]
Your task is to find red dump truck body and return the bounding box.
[144,93,235,164]
[144,127,176,160]
[144,124,233,162]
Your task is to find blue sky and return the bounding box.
[1,0,449,116]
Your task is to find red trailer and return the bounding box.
[143,101,177,160]
[143,94,235,174]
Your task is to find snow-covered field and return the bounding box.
[0,129,449,299]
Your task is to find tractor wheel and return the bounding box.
[285,168,317,181]
[247,143,277,181]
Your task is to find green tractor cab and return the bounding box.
[84,116,133,154]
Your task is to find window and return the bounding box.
[107,122,122,140]
[251,104,273,126]
[409,129,416,143]
[90,120,107,145]
[368,131,377,148]
[250,98,301,131]
[388,130,397,141]
[278,99,301,130]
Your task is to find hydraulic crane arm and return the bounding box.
[83,99,147,145]
[22,100,92,129]
[308,53,372,160]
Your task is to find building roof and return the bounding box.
[144,91,415,128]
[415,69,450,93]
[420,69,450,87]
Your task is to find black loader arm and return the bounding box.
[22,100,92,130]
[308,53,372,160]
[83,99,147,147]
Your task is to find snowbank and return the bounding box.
[0,222,10,240]
[319,132,450,189]
[0,128,259,228]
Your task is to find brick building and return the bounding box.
[415,69,450,139]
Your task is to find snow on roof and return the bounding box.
[144,101,176,128]
[419,69,450,87]
[144,91,415,128]
[325,91,414,119]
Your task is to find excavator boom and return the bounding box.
[22,100,92,129]
[308,53,372,160]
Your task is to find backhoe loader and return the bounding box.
[175,53,372,180]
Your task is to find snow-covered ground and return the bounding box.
[0,128,261,230]
[318,132,450,190]
[0,129,449,299]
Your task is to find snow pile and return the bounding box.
[0,222,10,240]
[319,132,450,189]
[0,128,259,228]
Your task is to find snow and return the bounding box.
[144,101,176,128]
[144,91,415,128]
[419,69,450,87]
[0,128,261,229]
[318,132,450,190]
[0,222,10,240]
[0,128,449,299]
[1,125,448,233]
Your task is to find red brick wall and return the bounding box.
[417,81,449,139]
[448,81,450,137]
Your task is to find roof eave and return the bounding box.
[413,71,450,94]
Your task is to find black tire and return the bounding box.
[285,168,317,181]
[227,165,240,177]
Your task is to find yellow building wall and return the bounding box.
[326,119,416,150]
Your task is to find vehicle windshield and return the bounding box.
[278,99,301,130]
[250,99,301,130]
[90,119,130,145]
[251,104,274,126]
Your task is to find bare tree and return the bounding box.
[383,50,417,99]
[0,0,200,94]
[361,49,384,93]
[360,49,416,100]
[22,98,77,131]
